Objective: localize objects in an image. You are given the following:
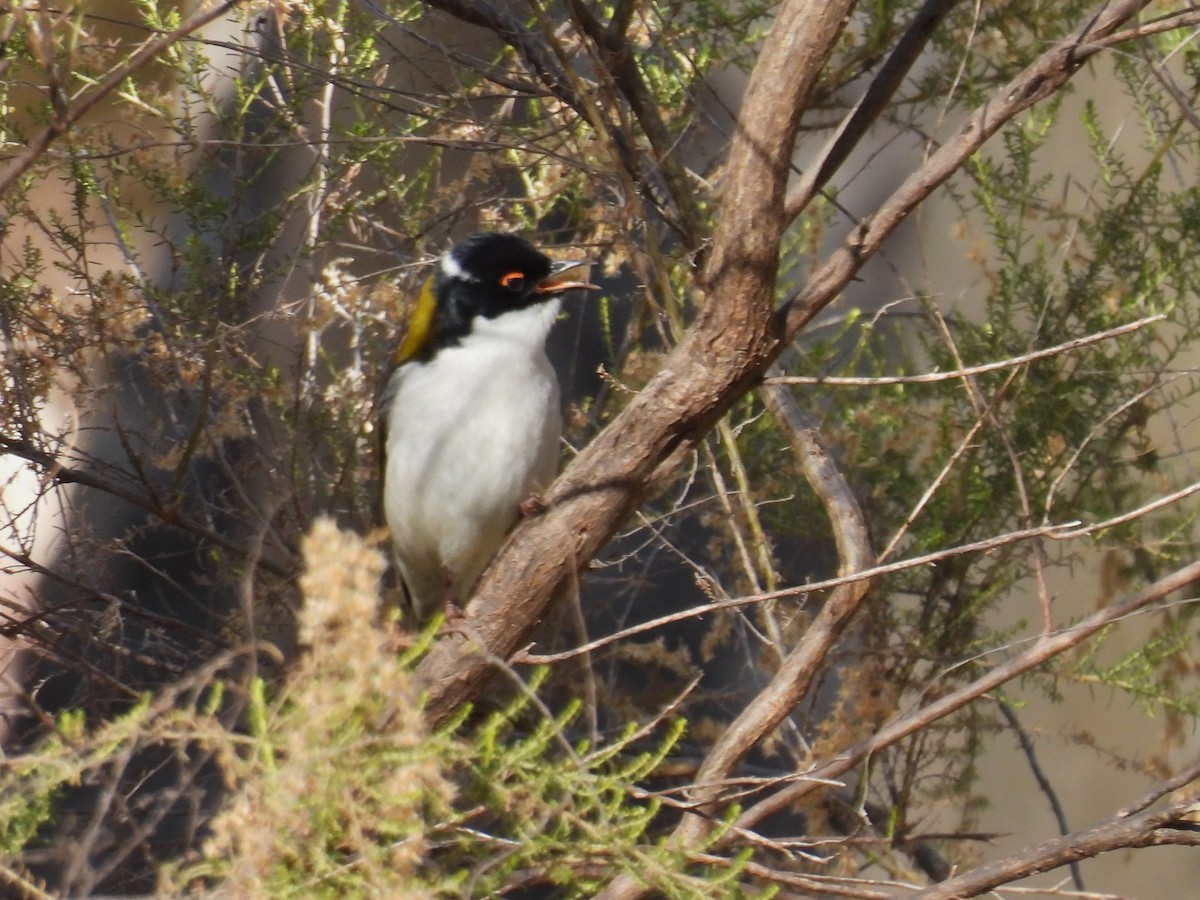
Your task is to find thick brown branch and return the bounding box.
[415,0,1170,734]
[780,0,1156,339]
[711,379,875,782]
[415,0,857,725]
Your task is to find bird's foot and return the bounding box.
[519,492,548,517]
[441,596,467,627]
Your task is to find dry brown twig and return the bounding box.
[732,559,1200,834]
[765,315,1166,387]
[516,479,1200,664]
[0,1,243,198]
[912,761,1200,899]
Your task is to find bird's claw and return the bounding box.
[519,492,548,517]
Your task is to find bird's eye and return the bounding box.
[499,271,526,291]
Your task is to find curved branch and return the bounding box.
[415,0,857,726]
[656,375,875,855]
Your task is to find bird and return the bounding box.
[380,232,596,621]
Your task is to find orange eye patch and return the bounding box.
[499,271,526,289]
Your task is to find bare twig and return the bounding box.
[0,437,293,580]
[1057,480,1200,538]
[912,762,1200,898]
[733,559,1200,834]
[924,303,1057,628]
[766,315,1166,386]
[779,0,1158,341]
[518,474,1200,664]
[0,1,242,198]
[998,701,1085,891]
[689,850,902,898]
[0,866,53,900]
[784,0,964,219]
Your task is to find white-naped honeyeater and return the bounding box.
[380,232,597,621]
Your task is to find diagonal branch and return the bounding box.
[561,0,708,243]
[784,0,965,220]
[415,0,1167,730]
[997,701,1086,891]
[515,475,1200,665]
[768,314,1166,386]
[0,1,242,198]
[732,558,1200,835]
[416,0,684,231]
[415,0,858,726]
[912,761,1200,898]
[780,0,1157,340]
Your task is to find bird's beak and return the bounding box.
[536,259,599,294]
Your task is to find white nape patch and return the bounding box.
[440,249,473,281]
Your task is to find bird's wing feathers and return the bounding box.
[392,274,438,366]
[376,273,437,473]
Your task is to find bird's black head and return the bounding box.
[440,232,553,296]
[431,232,593,349]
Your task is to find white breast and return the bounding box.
[382,301,562,614]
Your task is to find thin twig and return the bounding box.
[0,437,293,580]
[998,701,1085,891]
[912,761,1200,899]
[733,560,1200,835]
[0,1,242,197]
[924,303,1056,629]
[519,480,1200,663]
[784,0,964,219]
[778,0,1159,341]
[766,315,1165,386]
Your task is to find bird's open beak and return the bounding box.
[536,259,599,294]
